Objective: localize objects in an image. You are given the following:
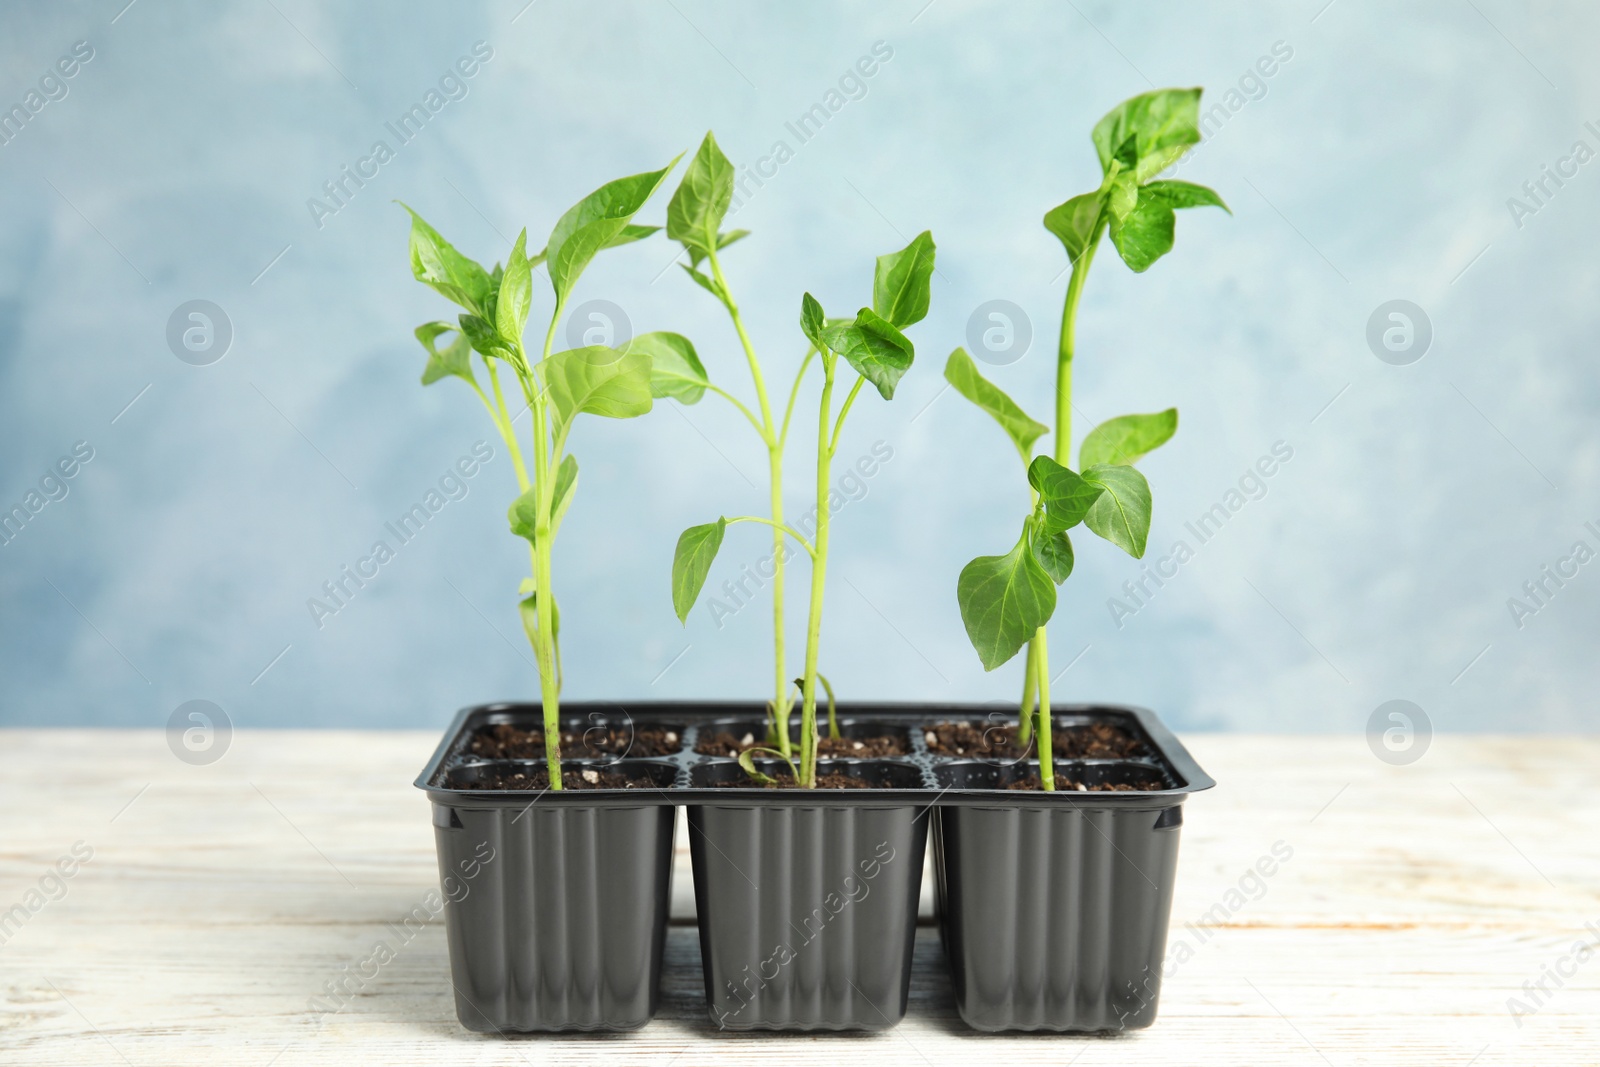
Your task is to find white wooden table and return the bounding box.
[1,730,1595,1064]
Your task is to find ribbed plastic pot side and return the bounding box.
[428,792,676,1032]
[924,710,1211,1033]
[934,799,1182,1031]
[687,760,930,1032]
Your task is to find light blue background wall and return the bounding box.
[1,1,1595,732]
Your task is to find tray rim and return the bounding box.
[415,699,1216,808]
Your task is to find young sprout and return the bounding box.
[669,187,936,786]
[648,132,801,757]
[400,154,679,789]
[950,88,1227,789]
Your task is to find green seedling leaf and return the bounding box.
[1145,179,1229,211]
[736,746,799,786]
[1031,527,1075,584]
[671,518,726,623]
[1082,464,1152,558]
[736,748,779,786]
[519,591,559,644]
[944,348,1046,465]
[1109,196,1173,273]
[401,204,494,313]
[668,132,735,260]
[495,228,533,344]
[630,331,710,404]
[956,520,1058,671]
[1108,171,1140,220]
[686,227,753,269]
[1043,191,1105,265]
[415,322,475,386]
[872,230,937,329]
[1080,408,1178,467]
[507,487,539,543]
[1109,180,1229,273]
[793,674,841,739]
[821,308,914,400]
[682,263,726,303]
[799,292,825,349]
[546,155,683,302]
[458,313,502,358]
[543,346,654,437]
[606,223,660,248]
[524,224,656,272]
[1090,88,1203,180]
[552,454,578,533]
[1027,456,1104,534]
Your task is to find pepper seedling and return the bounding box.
[644,132,802,757]
[950,88,1227,789]
[400,154,679,789]
[667,172,936,785]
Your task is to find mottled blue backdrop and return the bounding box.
[2,1,1596,733]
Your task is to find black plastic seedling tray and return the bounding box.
[416,700,1213,1033]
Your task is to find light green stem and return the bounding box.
[707,249,793,757]
[765,447,791,756]
[829,376,866,454]
[1018,638,1038,746]
[1034,225,1103,791]
[725,516,816,558]
[476,363,539,585]
[1034,626,1053,790]
[819,673,839,740]
[484,361,529,488]
[530,311,564,788]
[799,356,837,787]
[1055,230,1099,462]
[779,349,817,449]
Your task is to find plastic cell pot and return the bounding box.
[686,756,930,1031]
[417,709,681,1032]
[927,710,1213,1031]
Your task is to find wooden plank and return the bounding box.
[0,730,1596,1064]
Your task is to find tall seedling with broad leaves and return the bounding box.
[399,154,680,789]
[949,88,1227,788]
[665,136,935,785]
[644,132,802,755]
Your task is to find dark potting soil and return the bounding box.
[694,729,763,757]
[695,731,907,758]
[711,770,870,790]
[923,720,1146,760]
[470,723,682,760]
[1053,720,1148,759]
[463,764,662,791]
[923,722,1026,759]
[817,734,908,757]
